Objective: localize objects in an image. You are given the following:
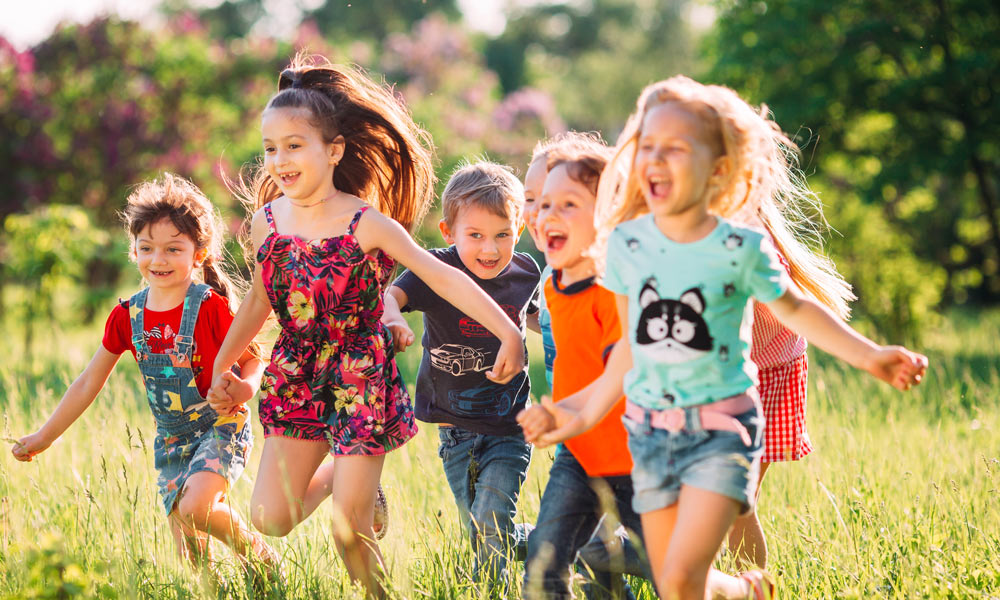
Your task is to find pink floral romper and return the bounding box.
[257,203,417,455]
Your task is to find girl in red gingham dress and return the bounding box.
[728,209,855,569]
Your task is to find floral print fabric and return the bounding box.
[256,203,417,455]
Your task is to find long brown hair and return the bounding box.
[237,54,436,232]
[596,76,854,319]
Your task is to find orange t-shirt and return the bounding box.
[546,272,633,477]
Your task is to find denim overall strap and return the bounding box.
[173,283,210,360]
[128,287,152,361]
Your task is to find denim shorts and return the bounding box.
[623,403,764,514]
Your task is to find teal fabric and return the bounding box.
[603,216,787,409]
[538,265,555,386]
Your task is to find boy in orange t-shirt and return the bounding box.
[518,145,650,599]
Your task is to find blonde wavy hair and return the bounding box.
[596,75,854,318]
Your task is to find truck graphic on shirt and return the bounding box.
[429,344,490,376]
[448,384,516,417]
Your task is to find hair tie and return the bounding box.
[291,79,304,89]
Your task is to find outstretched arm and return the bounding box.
[357,212,524,384]
[211,210,273,385]
[382,287,415,353]
[12,346,121,461]
[766,287,927,390]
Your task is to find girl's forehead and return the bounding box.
[261,107,316,133]
[640,102,705,139]
[137,219,189,242]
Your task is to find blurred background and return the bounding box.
[1,0,997,351]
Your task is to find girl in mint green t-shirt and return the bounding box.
[531,76,928,600]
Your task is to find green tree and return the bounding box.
[707,0,1000,305]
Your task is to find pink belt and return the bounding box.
[624,392,759,446]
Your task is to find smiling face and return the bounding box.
[261,107,344,205]
[522,156,548,253]
[134,219,204,292]
[633,102,722,221]
[440,204,520,280]
[537,163,597,279]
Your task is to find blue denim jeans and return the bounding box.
[438,426,532,587]
[624,404,764,514]
[523,448,650,600]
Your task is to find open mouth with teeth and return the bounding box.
[278,172,300,186]
[647,175,671,199]
[545,231,568,253]
[476,258,500,270]
[149,270,173,277]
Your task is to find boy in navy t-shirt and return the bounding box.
[383,161,540,588]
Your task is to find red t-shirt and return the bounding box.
[102,290,235,397]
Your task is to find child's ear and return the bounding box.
[438,219,455,244]
[329,135,346,166]
[710,155,732,185]
[194,248,208,266]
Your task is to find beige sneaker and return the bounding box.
[373,484,388,540]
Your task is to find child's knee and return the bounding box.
[251,511,295,537]
[658,562,707,597]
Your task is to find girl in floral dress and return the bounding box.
[209,55,525,596]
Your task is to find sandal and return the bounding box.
[738,569,776,600]
[373,483,389,540]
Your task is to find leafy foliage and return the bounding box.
[707,0,1000,306]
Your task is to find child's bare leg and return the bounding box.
[329,454,386,598]
[169,511,212,567]
[727,461,770,568]
[301,460,336,517]
[648,485,746,600]
[250,437,329,536]
[175,471,278,565]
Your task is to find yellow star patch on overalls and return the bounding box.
[188,411,201,421]
[129,303,141,320]
[167,391,183,412]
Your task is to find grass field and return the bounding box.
[1,307,998,599]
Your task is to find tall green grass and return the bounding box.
[1,310,997,598]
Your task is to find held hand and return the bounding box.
[11,432,50,462]
[220,371,255,405]
[207,373,238,416]
[384,318,415,353]
[486,335,525,385]
[533,394,589,447]
[516,403,555,443]
[864,346,928,391]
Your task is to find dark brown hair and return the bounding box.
[238,54,436,232]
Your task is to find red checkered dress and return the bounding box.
[752,302,813,463]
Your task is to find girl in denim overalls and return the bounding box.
[12,174,279,577]
[530,77,928,600]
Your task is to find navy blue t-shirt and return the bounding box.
[393,246,540,436]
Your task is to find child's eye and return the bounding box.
[288,143,300,149]
[524,196,535,204]
[470,232,482,239]
[264,146,275,153]
[139,246,151,252]
[497,232,509,239]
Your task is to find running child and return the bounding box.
[208,57,525,596]
[381,161,539,590]
[533,76,928,600]
[517,139,652,600]
[11,173,278,577]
